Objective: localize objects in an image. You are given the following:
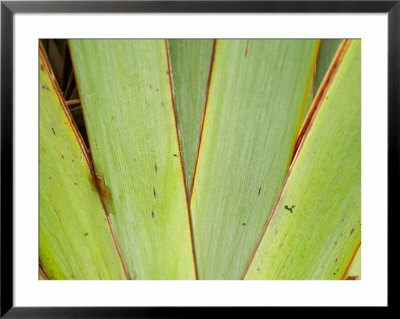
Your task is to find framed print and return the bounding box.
[1,0,394,316]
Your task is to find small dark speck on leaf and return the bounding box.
[51,127,56,135]
[84,233,88,236]
[61,154,64,159]
[156,88,159,92]
[341,218,344,222]
[350,228,355,235]
[333,272,336,276]
[284,205,295,213]
[335,258,338,263]
[151,211,154,218]
[154,164,157,173]
[334,241,337,245]
[49,176,52,179]
[173,154,178,157]
[242,222,246,226]
[257,267,260,272]
[274,229,278,235]
[72,159,74,163]
[153,188,156,198]
[258,187,261,196]
[161,102,163,106]
[74,182,77,186]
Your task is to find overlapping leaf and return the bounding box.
[69,40,196,279]
[39,46,127,279]
[168,39,214,189]
[190,40,320,279]
[244,40,361,279]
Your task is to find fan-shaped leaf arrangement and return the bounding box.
[39,39,361,280]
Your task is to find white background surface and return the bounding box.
[13,13,387,306]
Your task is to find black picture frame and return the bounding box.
[1,0,394,317]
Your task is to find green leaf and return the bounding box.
[190,39,320,279]
[344,245,361,279]
[301,40,343,127]
[168,39,214,190]
[316,39,343,91]
[300,73,317,127]
[39,47,127,280]
[300,40,343,127]
[69,40,196,279]
[244,40,361,280]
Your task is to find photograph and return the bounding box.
[2,0,394,314]
[39,38,361,280]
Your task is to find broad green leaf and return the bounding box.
[244,40,361,280]
[39,47,127,280]
[190,40,320,279]
[316,39,343,91]
[69,40,196,279]
[168,39,214,189]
